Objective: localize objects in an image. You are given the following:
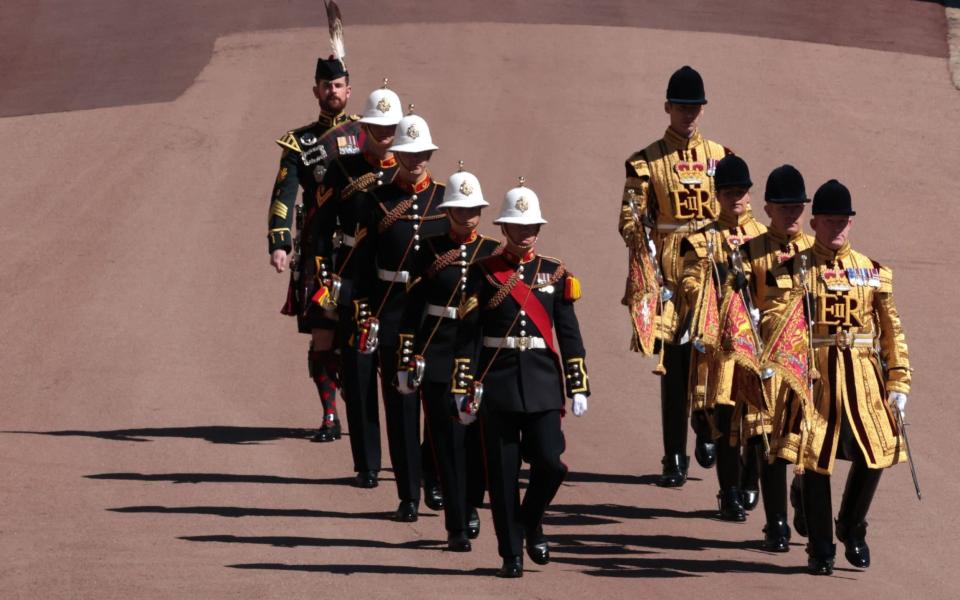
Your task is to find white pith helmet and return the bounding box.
[359,79,402,126]
[494,177,548,225]
[388,105,438,153]
[438,161,489,209]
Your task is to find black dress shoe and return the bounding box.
[790,476,807,537]
[741,488,760,511]
[424,484,444,511]
[761,516,792,552]
[447,531,472,552]
[657,453,688,488]
[695,440,717,469]
[497,555,523,578]
[393,500,418,523]
[836,520,870,568]
[353,470,378,489]
[467,508,481,539]
[311,419,342,442]
[717,487,747,522]
[525,525,550,565]
[806,541,836,576]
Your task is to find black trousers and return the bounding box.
[482,408,567,558]
[802,414,883,545]
[379,345,422,502]
[661,342,691,457]
[339,323,381,474]
[422,382,486,533]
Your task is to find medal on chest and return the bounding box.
[844,267,881,288]
[337,134,360,155]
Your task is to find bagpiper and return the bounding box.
[267,4,362,441]
[397,165,500,551]
[619,66,732,486]
[453,180,589,578]
[765,180,911,575]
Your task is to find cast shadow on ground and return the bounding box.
[5,425,319,444]
[546,503,717,524]
[550,555,809,578]
[107,505,433,520]
[228,563,499,576]
[564,472,690,486]
[181,534,444,550]
[86,472,372,486]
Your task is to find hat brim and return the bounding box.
[437,200,490,209]
[716,180,753,190]
[389,141,439,153]
[360,116,402,126]
[493,216,548,225]
[812,210,856,216]
[766,197,811,204]
[666,97,707,105]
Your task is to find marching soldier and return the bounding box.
[453,181,590,578]
[619,66,731,486]
[315,83,403,484]
[397,166,500,551]
[768,180,911,574]
[353,111,449,521]
[678,155,766,521]
[267,46,362,440]
[738,164,814,551]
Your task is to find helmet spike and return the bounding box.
[381,77,389,89]
[407,103,415,115]
[518,176,526,187]
[458,160,465,172]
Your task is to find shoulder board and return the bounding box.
[276,131,301,153]
[625,151,650,178]
[348,114,361,121]
[564,274,582,302]
[537,254,563,267]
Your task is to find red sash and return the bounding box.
[486,256,557,356]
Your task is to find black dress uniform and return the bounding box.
[317,151,398,480]
[354,174,449,511]
[453,249,590,568]
[400,231,500,543]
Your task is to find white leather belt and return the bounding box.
[377,268,410,283]
[483,336,546,351]
[426,304,458,319]
[812,332,874,349]
[341,233,357,248]
[656,220,705,233]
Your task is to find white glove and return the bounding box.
[749,308,761,327]
[888,391,908,418]
[395,370,417,395]
[572,393,588,417]
[647,238,657,259]
[454,394,477,425]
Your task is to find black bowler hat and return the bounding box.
[666,66,707,105]
[714,155,752,189]
[316,56,348,81]
[812,179,856,216]
[764,164,809,204]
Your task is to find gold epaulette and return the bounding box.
[625,150,650,178]
[276,131,301,153]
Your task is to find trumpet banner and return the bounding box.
[719,288,760,374]
[690,264,720,350]
[759,292,810,402]
[626,245,659,356]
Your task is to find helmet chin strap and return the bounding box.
[503,226,537,252]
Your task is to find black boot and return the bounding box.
[525,524,550,565]
[691,411,717,469]
[353,470,378,489]
[790,475,807,537]
[717,487,746,522]
[467,507,481,540]
[761,515,791,552]
[740,440,761,511]
[424,483,445,511]
[497,555,523,578]
[311,415,341,442]
[657,453,688,487]
[447,530,472,552]
[393,500,418,522]
[836,460,882,569]
[806,539,836,575]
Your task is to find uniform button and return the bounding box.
[520,320,526,326]
[520,330,527,336]
[412,204,419,210]
[404,340,412,347]
[376,180,383,186]
[414,234,420,241]
[412,194,418,201]
[460,244,467,251]
[413,223,420,230]
[377,171,384,177]
[460,251,467,258]
[321,271,328,277]
[461,284,466,290]
[461,267,467,273]
[415,245,421,251]
[520,310,526,316]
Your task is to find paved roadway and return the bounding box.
[1,1,958,598]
